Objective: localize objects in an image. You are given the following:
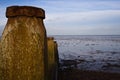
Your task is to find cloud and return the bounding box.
[45,10,120,35]
[0,25,5,35]
[45,10,120,24]
[0,7,7,35]
[37,0,120,13]
[45,23,120,35]
[0,0,120,35]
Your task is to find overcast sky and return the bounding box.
[0,0,120,35]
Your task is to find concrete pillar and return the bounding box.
[47,37,59,80]
[0,6,47,80]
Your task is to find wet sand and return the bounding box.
[58,68,120,80]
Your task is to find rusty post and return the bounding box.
[0,6,47,80]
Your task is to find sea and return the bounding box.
[52,35,120,73]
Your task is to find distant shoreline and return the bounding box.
[48,35,120,36]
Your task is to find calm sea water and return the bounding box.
[53,35,120,40]
[52,35,120,73]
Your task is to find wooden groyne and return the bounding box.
[0,6,58,80]
[47,37,59,80]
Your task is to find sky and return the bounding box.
[0,0,120,35]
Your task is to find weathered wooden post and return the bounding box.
[0,6,47,80]
[47,37,55,80]
[54,41,59,80]
[47,37,59,80]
